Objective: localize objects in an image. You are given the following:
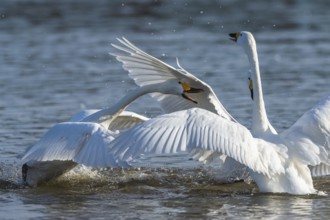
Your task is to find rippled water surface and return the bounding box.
[1,0,330,219]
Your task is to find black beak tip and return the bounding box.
[229,33,237,42]
[229,33,236,37]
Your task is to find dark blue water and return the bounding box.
[1,0,330,219]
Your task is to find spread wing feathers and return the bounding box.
[111,37,235,121]
[109,108,287,176]
[310,163,330,177]
[189,149,222,164]
[280,94,330,166]
[21,122,126,168]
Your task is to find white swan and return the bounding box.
[111,37,242,167]
[111,37,235,121]
[20,80,202,185]
[107,33,330,195]
[230,32,330,178]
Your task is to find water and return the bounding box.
[1,0,330,219]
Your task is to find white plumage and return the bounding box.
[107,33,330,194]
[111,37,239,167]
[111,37,236,122]
[20,80,200,185]
[108,94,330,194]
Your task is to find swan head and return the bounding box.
[179,81,204,104]
[157,79,204,104]
[229,31,257,100]
[229,31,256,50]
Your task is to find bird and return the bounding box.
[114,34,330,178]
[107,33,330,195]
[111,37,235,121]
[20,80,203,186]
[230,31,330,178]
[111,37,243,168]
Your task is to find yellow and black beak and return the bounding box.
[179,82,204,104]
[249,78,254,100]
[229,32,240,42]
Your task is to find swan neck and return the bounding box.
[246,44,271,135]
[82,85,155,126]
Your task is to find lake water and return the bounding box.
[1,0,330,219]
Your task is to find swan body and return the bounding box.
[20,80,201,185]
[107,33,330,195]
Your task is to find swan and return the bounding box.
[20,80,203,186]
[114,34,330,177]
[230,32,330,178]
[107,33,330,195]
[111,37,235,121]
[111,37,244,168]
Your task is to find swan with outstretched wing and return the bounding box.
[111,37,242,166]
[111,37,235,122]
[107,33,330,195]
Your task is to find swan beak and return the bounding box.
[179,82,204,93]
[229,32,239,42]
[179,82,204,104]
[249,79,254,100]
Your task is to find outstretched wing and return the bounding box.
[20,122,124,168]
[111,37,235,122]
[280,94,330,166]
[109,108,287,176]
[310,163,330,177]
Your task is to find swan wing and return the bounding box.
[109,108,287,176]
[111,37,235,121]
[280,94,330,166]
[21,122,122,168]
[310,163,330,177]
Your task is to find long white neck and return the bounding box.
[244,42,275,136]
[81,84,162,128]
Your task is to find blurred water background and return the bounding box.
[0,0,330,219]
